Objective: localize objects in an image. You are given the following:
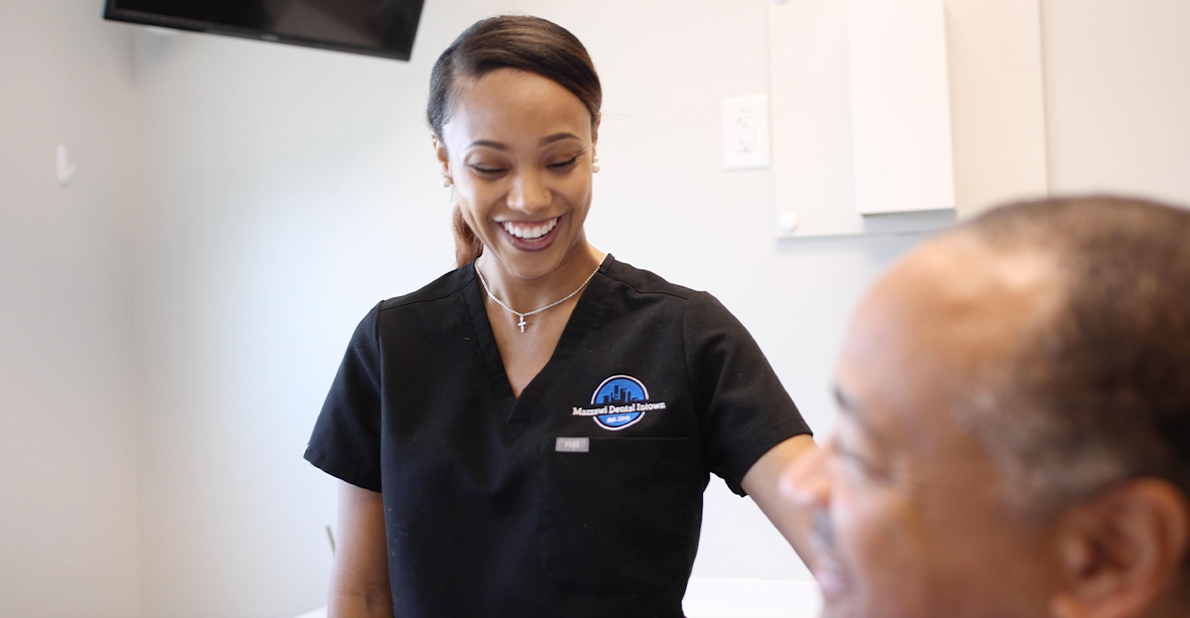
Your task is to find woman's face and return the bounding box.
[436,68,598,280]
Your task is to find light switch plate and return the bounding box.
[722,95,770,170]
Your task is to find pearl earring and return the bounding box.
[441,175,453,188]
[591,156,600,174]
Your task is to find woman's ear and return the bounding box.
[431,134,450,176]
[1050,479,1190,618]
[591,112,601,149]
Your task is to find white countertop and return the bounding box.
[291,577,822,618]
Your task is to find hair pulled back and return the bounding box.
[427,15,602,267]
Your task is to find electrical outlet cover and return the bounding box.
[722,95,771,170]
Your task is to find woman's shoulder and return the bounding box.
[376,264,473,314]
[602,256,743,328]
[602,255,702,302]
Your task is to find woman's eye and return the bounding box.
[469,164,507,176]
[548,156,580,170]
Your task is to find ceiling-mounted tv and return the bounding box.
[103,0,426,61]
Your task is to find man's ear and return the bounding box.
[1050,479,1190,618]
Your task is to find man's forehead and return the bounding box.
[860,235,1063,348]
[835,235,1065,443]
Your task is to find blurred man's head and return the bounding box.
[784,196,1190,618]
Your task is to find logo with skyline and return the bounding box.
[571,375,666,431]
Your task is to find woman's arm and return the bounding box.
[328,481,393,618]
[740,434,819,570]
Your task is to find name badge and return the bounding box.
[555,437,590,453]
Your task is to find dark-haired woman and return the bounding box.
[305,15,816,618]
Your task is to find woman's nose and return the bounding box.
[779,440,831,509]
[507,170,551,213]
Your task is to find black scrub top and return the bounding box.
[305,256,811,618]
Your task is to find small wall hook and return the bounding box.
[56,144,77,188]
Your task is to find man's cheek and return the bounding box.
[835,488,925,593]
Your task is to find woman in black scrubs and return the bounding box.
[305,15,816,617]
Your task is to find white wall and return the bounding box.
[128,1,1190,616]
[0,2,140,617]
[130,1,919,616]
[131,24,445,618]
[1042,0,1190,204]
[3,1,1187,617]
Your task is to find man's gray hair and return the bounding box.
[947,195,1190,520]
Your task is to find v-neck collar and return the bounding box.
[462,255,614,441]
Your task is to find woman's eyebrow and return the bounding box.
[467,133,580,151]
[538,132,580,146]
[467,139,508,151]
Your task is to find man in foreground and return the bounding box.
[783,196,1190,618]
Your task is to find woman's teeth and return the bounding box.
[503,218,558,240]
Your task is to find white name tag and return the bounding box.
[555,437,590,453]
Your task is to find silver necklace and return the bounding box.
[474,256,606,333]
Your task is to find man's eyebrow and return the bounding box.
[833,384,886,446]
[833,385,860,417]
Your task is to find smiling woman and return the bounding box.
[303,14,817,618]
[435,67,600,334]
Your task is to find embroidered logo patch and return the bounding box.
[572,375,667,431]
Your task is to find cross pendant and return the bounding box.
[518,315,526,333]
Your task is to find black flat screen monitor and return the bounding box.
[104,0,426,61]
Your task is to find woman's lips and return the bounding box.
[502,216,559,239]
[498,216,563,251]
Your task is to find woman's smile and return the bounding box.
[496,215,564,252]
